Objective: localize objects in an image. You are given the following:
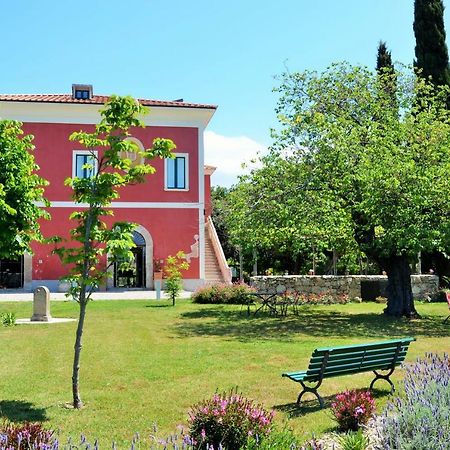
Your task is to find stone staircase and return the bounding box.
[204,233,226,283]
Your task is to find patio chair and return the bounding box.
[444,292,450,324]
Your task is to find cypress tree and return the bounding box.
[376,41,397,112]
[414,0,450,87]
[414,1,450,277]
[376,41,394,73]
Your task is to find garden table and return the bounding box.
[248,292,279,316]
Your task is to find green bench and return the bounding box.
[282,337,415,408]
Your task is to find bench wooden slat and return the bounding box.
[309,344,411,364]
[307,352,408,372]
[308,350,407,371]
[303,359,406,378]
[305,355,408,378]
[313,337,415,354]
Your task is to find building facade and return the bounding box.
[0,85,230,291]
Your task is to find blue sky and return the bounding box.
[1,1,445,185]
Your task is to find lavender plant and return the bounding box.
[373,353,450,449]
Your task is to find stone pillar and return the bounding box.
[31,286,51,322]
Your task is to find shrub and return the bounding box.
[244,427,301,449]
[164,251,189,306]
[1,312,16,327]
[331,390,375,431]
[292,291,350,305]
[188,390,274,449]
[0,420,55,449]
[373,353,450,449]
[338,430,368,450]
[192,283,255,305]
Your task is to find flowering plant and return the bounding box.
[188,390,274,449]
[192,283,256,305]
[0,420,55,450]
[374,353,450,449]
[331,389,375,431]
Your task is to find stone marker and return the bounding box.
[31,286,52,322]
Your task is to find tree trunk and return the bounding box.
[384,255,420,318]
[72,296,87,408]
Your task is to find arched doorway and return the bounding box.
[114,231,146,288]
[0,256,24,289]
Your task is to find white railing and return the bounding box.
[206,217,232,284]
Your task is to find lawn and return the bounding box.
[0,299,448,446]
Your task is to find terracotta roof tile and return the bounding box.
[0,94,217,110]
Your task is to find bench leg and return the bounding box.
[370,369,395,393]
[297,381,324,408]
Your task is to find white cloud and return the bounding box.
[204,131,266,187]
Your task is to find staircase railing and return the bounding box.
[206,217,232,284]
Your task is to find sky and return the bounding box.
[0,0,446,186]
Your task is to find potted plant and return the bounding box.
[153,258,163,281]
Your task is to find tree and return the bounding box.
[211,186,238,261]
[0,120,49,259]
[164,251,189,306]
[53,96,175,408]
[270,63,450,317]
[376,41,398,112]
[414,0,450,88]
[224,154,358,275]
[376,41,394,73]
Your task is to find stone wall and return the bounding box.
[250,275,439,301]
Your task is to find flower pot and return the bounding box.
[153,271,163,281]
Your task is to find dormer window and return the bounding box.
[72,84,93,100]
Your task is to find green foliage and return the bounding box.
[0,120,49,259]
[211,186,238,261]
[1,311,16,327]
[244,427,301,449]
[188,390,274,450]
[192,282,255,304]
[164,251,189,306]
[252,62,450,316]
[414,0,450,89]
[338,429,368,450]
[273,64,450,260]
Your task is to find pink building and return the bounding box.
[0,85,230,291]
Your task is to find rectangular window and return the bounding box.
[75,90,90,99]
[165,153,189,190]
[73,151,97,179]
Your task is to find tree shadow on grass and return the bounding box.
[145,304,172,308]
[174,306,449,342]
[0,400,48,422]
[274,388,390,418]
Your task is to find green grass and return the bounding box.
[0,299,448,446]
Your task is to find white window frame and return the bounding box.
[72,150,98,179]
[164,153,189,191]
